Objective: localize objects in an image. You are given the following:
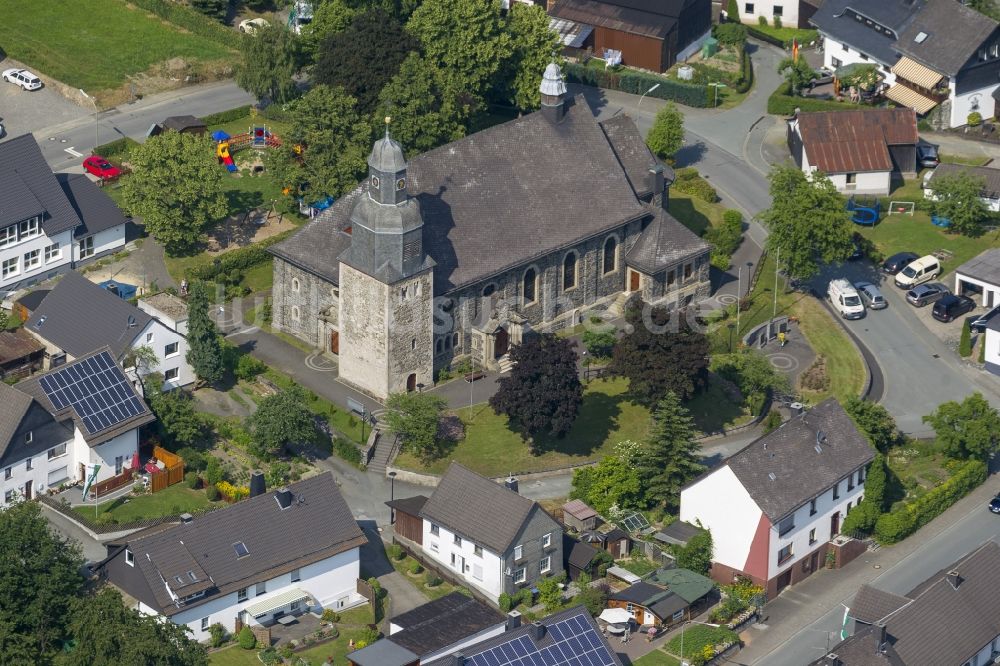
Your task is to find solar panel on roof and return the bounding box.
[461,611,615,666]
[37,351,146,435]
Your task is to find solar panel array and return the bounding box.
[463,611,616,666]
[38,351,146,435]
[620,512,650,533]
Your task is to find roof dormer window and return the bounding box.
[915,31,928,44]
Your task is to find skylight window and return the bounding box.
[233,541,250,558]
[915,32,928,43]
[188,571,198,581]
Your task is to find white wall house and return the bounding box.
[102,473,368,643]
[925,163,1000,215]
[731,0,820,30]
[953,249,1000,311]
[680,399,874,598]
[138,292,190,336]
[0,348,155,504]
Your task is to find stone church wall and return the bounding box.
[386,271,435,395]
[271,259,339,347]
[338,263,390,399]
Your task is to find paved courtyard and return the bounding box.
[0,57,91,141]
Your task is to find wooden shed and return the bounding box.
[562,499,600,532]
[387,495,429,546]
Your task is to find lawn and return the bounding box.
[664,624,739,661]
[73,483,214,524]
[886,439,951,508]
[748,24,819,48]
[0,0,233,100]
[668,192,728,237]
[385,552,466,602]
[684,378,754,432]
[633,651,683,666]
[620,555,660,577]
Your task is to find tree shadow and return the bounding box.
[532,389,624,457]
[674,140,708,168]
[668,197,710,236]
[225,189,265,217]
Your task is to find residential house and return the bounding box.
[137,292,190,335]
[811,0,1000,128]
[924,163,1000,212]
[348,592,507,666]
[100,472,369,643]
[548,0,712,72]
[680,398,876,598]
[26,271,194,390]
[787,108,918,194]
[728,0,824,28]
[389,463,564,604]
[0,328,43,380]
[811,541,1000,666]
[0,347,154,502]
[986,317,1000,376]
[562,498,600,532]
[607,567,715,628]
[953,248,1000,308]
[0,134,128,298]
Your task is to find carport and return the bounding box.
[954,249,1000,307]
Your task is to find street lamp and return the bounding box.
[637,83,661,111]
[736,261,753,340]
[387,471,397,524]
[80,89,99,147]
[708,82,728,108]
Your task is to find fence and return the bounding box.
[38,494,185,535]
[90,469,135,498]
[150,446,184,493]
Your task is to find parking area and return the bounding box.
[0,58,91,140]
[888,277,985,348]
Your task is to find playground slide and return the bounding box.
[223,156,237,173]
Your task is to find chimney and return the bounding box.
[823,654,841,666]
[877,623,888,654]
[946,570,962,589]
[179,513,193,525]
[530,621,546,641]
[507,610,522,631]
[249,471,266,498]
[505,474,519,494]
[274,487,294,510]
[539,62,568,124]
[451,652,465,666]
[647,165,668,210]
[790,401,805,416]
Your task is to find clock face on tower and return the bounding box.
[396,178,406,191]
[371,175,380,188]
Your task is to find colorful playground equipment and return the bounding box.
[847,196,880,226]
[212,127,281,173]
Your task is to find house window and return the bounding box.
[667,270,675,286]
[164,368,179,382]
[48,443,67,460]
[809,498,817,516]
[482,283,496,297]
[603,237,617,274]
[292,278,300,292]
[513,567,526,584]
[256,583,266,595]
[430,541,439,552]
[164,342,179,357]
[474,545,483,557]
[450,552,457,568]
[401,286,408,300]
[238,588,248,602]
[2,257,19,280]
[44,243,60,263]
[831,57,842,68]
[23,249,40,272]
[846,173,857,185]
[201,617,209,631]
[290,568,300,583]
[859,466,866,483]
[25,458,31,471]
[430,524,440,536]
[846,501,852,514]
[19,218,39,240]
[125,549,135,567]
[24,431,32,444]
[146,333,154,344]
[540,556,551,573]
[563,253,577,290]
[514,544,523,560]
[454,534,462,547]
[0,225,16,248]
[4,467,10,480]
[777,515,795,537]
[3,490,14,503]
[444,335,451,350]
[290,600,300,612]
[847,474,855,491]
[773,5,782,16]
[331,287,339,299]
[684,263,692,279]
[809,529,817,545]
[832,482,840,500]
[842,42,849,52]
[435,339,443,355]
[523,268,536,304]
[744,2,754,12]
[453,333,459,348]
[291,306,300,322]
[777,544,793,565]
[672,609,685,622]
[542,533,552,548]
[411,338,416,350]
[79,236,95,259]
[115,456,124,475]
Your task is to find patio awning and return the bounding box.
[890,57,943,90]
[885,84,939,115]
[549,17,593,48]
[245,588,310,618]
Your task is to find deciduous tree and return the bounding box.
[581,328,616,359]
[500,4,561,112]
[930,171,989,236]
[120,133,227,254]
[923,392,1000,461]
[610,296,710,406]
[384,392,449,462]
[638,393,705,510]
[673,528,713,575]
[185,282,225,385]
[777,56,817,95]
[144,375,204,448]
[646,102,685,160]
[300,0,357,59]
[489,333,583,443]
[845,397,900,453]
[570,443,644,515]
[235,24,299,104]
[760,164,854,280]
[248,385,317,458]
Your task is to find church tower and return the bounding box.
[337,122,436,400]
[540,62,568,124]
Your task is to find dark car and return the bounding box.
[882,252,920,275]
[990,493,1000,514]
[971,304,1000,332]
[906,283,949,307]
[917,141,940,168]
[932,294,976,322]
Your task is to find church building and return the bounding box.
[269,63,711,400]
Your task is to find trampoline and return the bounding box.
[847,196,880,226]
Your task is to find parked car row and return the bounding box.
[828,279,888,318]
[881,250,985,323]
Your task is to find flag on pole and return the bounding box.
[840,605,850,640]
[792,39,800,62]
[81,463,101,499]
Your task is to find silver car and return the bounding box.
[855,281,887,309]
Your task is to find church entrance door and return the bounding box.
[406,373,417,392]
[629,270,641,292]
[329,331,339,355]
[494,328,509,358]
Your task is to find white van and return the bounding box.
[894,255,941,288]
[828,278,866,319]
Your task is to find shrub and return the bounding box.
[773,15,782,28]
[333,437,362,466]
[204,457,223,486]
[425,573,443,587]
[959,319,973,357]
[714,22,747,46]
[705,209,744,268]
[499,592,513,612]
[968,111,983,127]
[92,137,140,159]
[767,81,856,115]
[185,232,294,281]
[409,561,424,574]
[129,0,234,43]
[321,608,341,623]
[563,63,711,108]
[673,167,719,203]
[258,648,280,666]
[200,106,254,126]
[175,446,206,472]
[762,410,783,433]
[206,485,221,501]
[184,471,200,489]
[758,15,767,25]
[217,481,250,502]
[387,543,405,561]
[235,354,268,381]
[517,588,534,608]
[359,626,380,646]
[238,626,256,650]
[208,623,227,648]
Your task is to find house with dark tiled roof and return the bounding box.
[269,62,711,400]
[99,472,368,643]
[390,463,563,603]
[811,541,1000,666]
[811,0,1000,128]
[788,108,918,194]
[0,134,128,297]
[680,399,875,598]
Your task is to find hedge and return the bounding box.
[200,106,254,126]
[873,459,987,544]
[129,0,235,45]
[564,62,711,108]
[92,137,141,159]
[767,81,861,116]
[186,230,296,281]
[734,47,754,94]
[673,167,718,203]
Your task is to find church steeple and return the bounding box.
[367,117,408,206]
[540,62,568,124]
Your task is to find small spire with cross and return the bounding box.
[384,115,392,140]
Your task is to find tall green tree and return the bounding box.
[248,385,317,458]
[570,442,644,515]
[845,397,899,453]
[929,171,989,236]
[760,164,854,280]
[777,57,817,95]
[0,501,84,664]
[265,84,372,202]
[673,528,713,575]
[315,9,418,114]
[500,4,561,112]
[120,132,226,254]
[384,392,449,462]
[185,282,225,386]
[190,0,228,21]
[726,0,739,20]
[300,0,357,59]
[144,375,204,448]
[968,0,1000,20]
[638,393,705,510]
[376,53,468,154]
[59,587,207,666]
[610,296,710,406]
[646,102,685,160]
[407,0,513,104]
[489,333,583,444]
[235,24,299,104]
[840,453,888,534]
[923,392,1000,461]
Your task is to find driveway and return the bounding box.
[0,58,92,141]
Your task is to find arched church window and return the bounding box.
[563,252,577,291]
[523,268,537,304]
[603,237,618,274]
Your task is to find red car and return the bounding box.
[83,155,121,180]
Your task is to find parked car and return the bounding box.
[970,304,1000,332]
[990,493,1000,514]
[882,252,919,275]
[894,255,941,288]
[906,283,949,307]
[238,18,270,33]
[82,155,121,180]
[828,278,866,319]
[932,294,976,322]
[812,67,835,86]
[2,68,42,91]
[917,141,940,168]
[855,281,887,309]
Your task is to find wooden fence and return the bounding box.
[90,468,135,498]
[150,446,184,493]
